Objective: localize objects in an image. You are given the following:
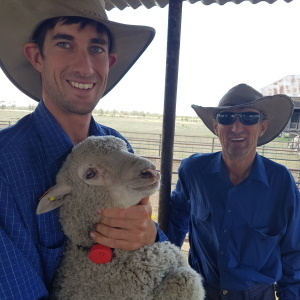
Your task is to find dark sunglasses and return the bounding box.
[216,111,263,126]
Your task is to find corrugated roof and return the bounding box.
[105,0,294,11]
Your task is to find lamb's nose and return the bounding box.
[140,167,158,178]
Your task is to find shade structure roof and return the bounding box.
[104,0,293,11]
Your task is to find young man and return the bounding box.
[167,84,300,299]
[0,0,166,298]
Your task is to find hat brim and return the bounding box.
[192,95,294,146]
[0,0,155,101]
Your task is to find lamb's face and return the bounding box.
[37,136,160,245]
[66,136,160,208]
[76,149,160,208]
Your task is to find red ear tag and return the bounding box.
[89,244,112,264]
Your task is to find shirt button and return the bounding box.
[227,209,232,213]
[222,290,228,295]
[220,251,224,255]
[224,229,228,233]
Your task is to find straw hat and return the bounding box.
[192,84,294,146]
[0,0,155,101]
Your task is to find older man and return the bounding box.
[0,0,167,298]
[167,84,300,299]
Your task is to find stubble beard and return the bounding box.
[44,83,102,116]
[62,97,100,115]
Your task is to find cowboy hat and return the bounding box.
[192,83,294,146]
[0,0,155,101]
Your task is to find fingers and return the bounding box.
[139,196,150,205]
[90,201,157,251]
[90,220,156,251]
[101,202,150,222]
[90,222,151,251]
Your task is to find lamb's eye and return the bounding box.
[85,169,97,180]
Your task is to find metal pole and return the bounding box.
[158,0,183,233]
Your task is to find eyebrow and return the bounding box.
[52,33,74,41]
[52,33,108,46]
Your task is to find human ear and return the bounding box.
[213,119,218,135]
[24,43,43,73]
[109,53,117,69]
[259,119,269,137]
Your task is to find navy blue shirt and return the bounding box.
[0,101,166,300]
[168,152,300,299]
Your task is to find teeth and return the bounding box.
[232,138,244,141]
[71,82,93,90]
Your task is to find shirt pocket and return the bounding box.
[240,226,281,269]
[191,204,212,243]
[192,200,210,221]
[38,243,65,287]
[36,209,66,286]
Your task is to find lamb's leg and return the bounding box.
[153,267,205,300]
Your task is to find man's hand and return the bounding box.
[90,197,157,251]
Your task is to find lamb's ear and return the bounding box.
[36,184,72,214]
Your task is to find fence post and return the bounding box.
[261,145,265,156]
[158,134,162,157]
[212,137,215,152]
[158,0,183,233]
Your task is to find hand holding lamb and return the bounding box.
[37,135,204,300]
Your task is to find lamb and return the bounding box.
[37,135,205,300]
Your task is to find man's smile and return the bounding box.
[69,81,94,90]
[230,137,245,142]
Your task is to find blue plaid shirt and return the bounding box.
[0,101,166,299]
[168,152,300,299]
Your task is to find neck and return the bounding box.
[44,101,92,144]
[61,114,91,144]
[222,152,256,186]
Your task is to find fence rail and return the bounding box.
[0,121,11,129]
[0,121,299,187]
[120,131,300,188]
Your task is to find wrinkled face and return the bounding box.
[213,108,268,161]
[77,150,161,208]
[35,21,116,115]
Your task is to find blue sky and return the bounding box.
[1,0,299,116]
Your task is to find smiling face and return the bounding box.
[213,108,268,163]
[24,20,117,116]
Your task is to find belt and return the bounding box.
[203,282,276,300]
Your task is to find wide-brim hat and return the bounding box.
[0,0,155,101]
[192,83,294,146]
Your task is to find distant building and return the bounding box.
[288,97,300,133]
[260,75,300,97]
[260,75,300,134]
